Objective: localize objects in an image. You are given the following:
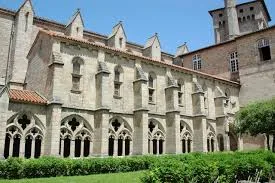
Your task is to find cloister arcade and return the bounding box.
[4,112,45,159]
[2,112,232,158]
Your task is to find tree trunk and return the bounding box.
[272,134,275,153]
[266,134,270,151]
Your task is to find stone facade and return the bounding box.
[0,0,272,158]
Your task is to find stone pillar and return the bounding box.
[133,77,149,155]
[44,103,62,156]
[90,142,93,156]
[70,140,75,158]
[113,139,118,157]
[156,140,159,155]
[94,60,111,157]
[0,88,9,159]
[81,140,84,157]
[192,116,208,152]
[150,140,153,154]
[133,110,149,155]
[166,111,181,154]
[123,140,126,156]
[31,138,35,158]
[9,138,14,157]
[19,138,25,158]
[238,136,244,150]
[130,141,133,155]
[163,140,166,154]
[225,134,230,151]
[94,109,110,156]
[165,84,181,154]
[60,139,64,157]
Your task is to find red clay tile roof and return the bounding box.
[36,29,240,86]
[8,89,47,105]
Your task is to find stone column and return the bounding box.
[166,111,181,154]
[133,75,149,155]
[113,139,118,157]
[60,139,64,157]
[94,62,111,157]
[81,140,84,157]
[44,103,62,156]
[90,141,93,157]
[150,140,153,154]
[70,140,75,158]
[31,138,35,158]
[0,88,9,159]
[163,140,166,154]
[9,138,14,157]
[123,140,126,156]
[192,116,208,152]
[156,140,159,155]
[185,140,188,154]
[19,138,25,158]
[130,141,133,155]
[94,109,110,156]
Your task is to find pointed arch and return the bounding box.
[207,122,216,152]
[60,114,93,158]
[108,116,132,156]
[4,111,45,159]
[180,121,192,153]
[148,118,165,155]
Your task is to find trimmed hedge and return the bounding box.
[0,150,275,182]
[141,151,275,183]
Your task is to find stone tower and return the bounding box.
[209,0,271,43]
[224,0,240,40]
[9,0,34,89]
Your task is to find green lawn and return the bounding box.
[0,171,146,183]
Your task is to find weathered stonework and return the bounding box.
[0,0,272,158]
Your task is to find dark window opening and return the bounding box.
[75,138,81,157]
[240,9,243,13]
[259,46,271,61]
[108,137,114,156]
[219,13,223,17]
[250,7,254,11]
[13,135,20,157]
[118,138,123,156]
[63,137,71,158]
[159,140,163,154]
[84,138,90,157]
[187,139,191,153]
[34,138,42,158]
[153,139,157,155]
[125,139,130,156]
[4,134,10,159]
[25,136,32,159]
[182,139,186,153]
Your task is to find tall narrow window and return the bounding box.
[25,12,29,32]
[71,57,83,93]
[114,66,123,97]
[148,73,155,103]
[177,81,184,106]
[119,37,123,48]
[192,54,202,70]
[258,39,271,61]
[229,52,239,72]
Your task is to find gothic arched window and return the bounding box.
[71,57,84,92]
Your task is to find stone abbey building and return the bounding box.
[0,0,273,158]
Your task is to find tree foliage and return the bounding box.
[235,98,275,151]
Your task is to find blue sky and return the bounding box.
[0,0,274,54]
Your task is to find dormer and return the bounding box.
[175,43,189,57]
[143,33,161,61]
[16,0,34,33]
[65,9,84,39]
[108,21,127,50]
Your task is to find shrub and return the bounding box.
[0,151,274,181]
